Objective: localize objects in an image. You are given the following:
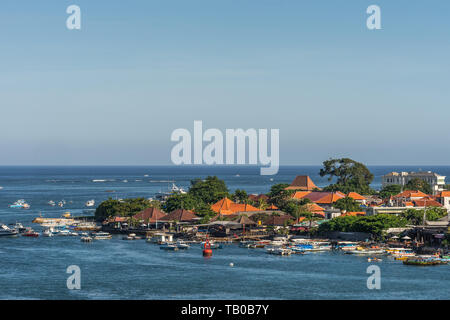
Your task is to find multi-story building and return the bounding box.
[382,171,446,195]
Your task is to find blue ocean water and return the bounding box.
[0,165,449,300]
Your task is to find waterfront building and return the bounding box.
[160,209,200,223]
[133,207,167,224]
[285,175,321,191]
[264,214,295,226]
[382,171,446,194]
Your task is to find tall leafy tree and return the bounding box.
[319,158,374,194]
[404,178,432,195]
[379,184,402,199]
[318,214,407,237]
[334,197,361,212]
[268,183,294,207]
[163,193,198,212]
[188,176,230,204]
[232,189,248,203]
[95,198,155,221]
[401,207,447,225]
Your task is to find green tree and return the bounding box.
[401,207,447,225]
[163,193,198,212]
[193,202,216,218]
[257,198,269,210]
[319,158,374,194]
[318,214,407,237]
[379,184,402,199]
[296,198,312,206]
[404,178,432,195]
[95,198,155,221]
[188,176,230,204]
[232,189,248,203]
[333,197,361,212]
[267,183,294,207]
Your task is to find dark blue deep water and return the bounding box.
[0,165,449,300]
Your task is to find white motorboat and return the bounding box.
[9,199,30,209]
[176,240,190,249]
[55,229,70,236]
[160,243,179,251]
[42,229,54,237]
[267,247,292,256]
[10,222,27,233]
[85,200,95,207]
[81,236,93,242]
[0,224,19,237]
[93,232,112,240]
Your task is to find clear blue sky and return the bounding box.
[1,1,449,165]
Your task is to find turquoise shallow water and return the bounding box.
[0,165,449,299]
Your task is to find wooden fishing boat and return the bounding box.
[403,258,447,266]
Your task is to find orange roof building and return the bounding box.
[211,198,262,216]
[413,198,442,207]
[394,190,428,200]
[292,191,346,206]
[264,214,295,226]
[314,192,346,204]
[347,192,366,201]
[133,207,167,223]
[438,191,450,197]
[292,191,312,200]
[304,203,326,217]
[285,175,321,191]
[160,209,199,222]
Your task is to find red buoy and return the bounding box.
[203,236,213,257]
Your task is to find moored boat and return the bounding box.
[176,240,190,249]
[92,232,112,240]
[22,230,39,237]
[266,247,292,256]
[9,199,30,209]
[85,200,95,207]
[403,257,447,266]
[81,236,93,242]
[0,224,19,237]
[160,243,179,251]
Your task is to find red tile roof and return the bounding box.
[264,214,295,226]
[413,199,442,207]
[394,190,428,199]
[248,194,269,201]
[347,192,366,200]
[211,198,262,215]
[292,191,312,199]
[305,203,325,217]
[314,192,346,204]
[285,175,320,191]
[160,209,199,222]
[133,207,166,223]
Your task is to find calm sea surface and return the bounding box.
[0,165,449,300]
